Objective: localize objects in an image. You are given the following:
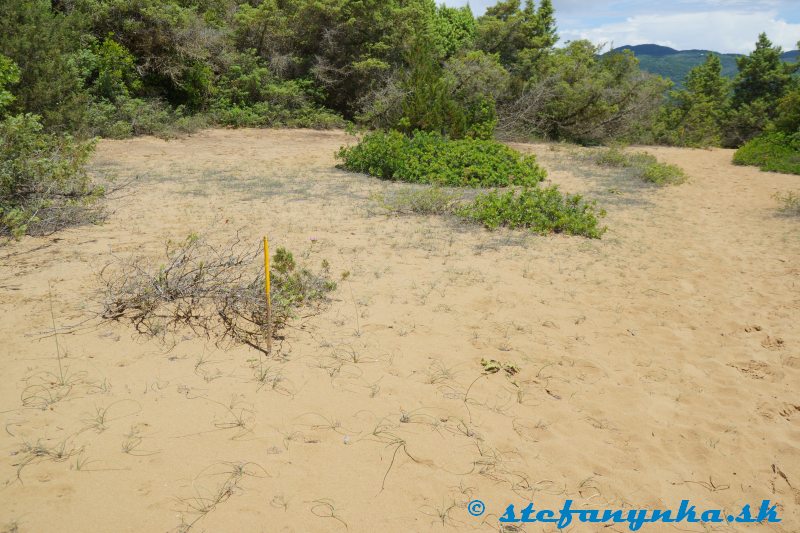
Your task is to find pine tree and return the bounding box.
[685,53,728,105]
[659,53,731,146]
[476,0,558,80]
[535,0,557,51]
[732,33,792,109]
[399,34,465,137]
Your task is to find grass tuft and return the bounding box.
[590,147,688,186]
[773,191,800,216]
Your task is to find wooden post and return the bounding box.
[263,236,272,354]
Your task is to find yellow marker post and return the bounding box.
[263,236,271,309]
[263,236,272,353]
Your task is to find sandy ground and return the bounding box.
[0,129,798,533]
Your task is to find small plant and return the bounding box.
[175,461,267,532]
[590,146,687,186]
[733,132,800,175]
[100,234,336,355]
[480,359,519,376]
[337,130,546,187]
[459,187,606,238]
[773,191,800,215]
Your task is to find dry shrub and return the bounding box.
[100,234,336,354]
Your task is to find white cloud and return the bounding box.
[560,10,800,53]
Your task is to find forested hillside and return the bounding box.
[611,44,799,87]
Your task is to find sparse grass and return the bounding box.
[370,186,464,216]
[590,146,688,186]
[310,499,349,530]
[21,288,91,410]
[121,425,159,456]
[80,400,140,434]
[175,461,267,532]
[773,191,800,215]
[12,438,83,482]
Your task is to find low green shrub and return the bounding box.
[733,132,800,175]
[591,147,687,185]
[336,130,546,187]
[372,185,605,238]
[1,113,104,239]
[459,187,606,238]
[640,162,688,185]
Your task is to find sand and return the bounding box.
[0,129,798,532]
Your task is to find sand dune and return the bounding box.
[1,129,798,532]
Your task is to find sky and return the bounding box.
[442,0,800,53]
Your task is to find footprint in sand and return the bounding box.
[728,360,783,381]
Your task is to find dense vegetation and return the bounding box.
[652,35,800,150]
[1,0,798,237]
[336,130,546,187]
[733,133,800,175]
[461,187,605,238]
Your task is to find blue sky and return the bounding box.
[442,0,800,53]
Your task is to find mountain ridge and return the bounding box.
[608,44,799,86]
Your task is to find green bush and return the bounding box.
[459,187,606,238]
[733,132,800,175]
[1,114,104,238]
[640,161,688,185]
[86,97,208,139]
[336,130,546,187]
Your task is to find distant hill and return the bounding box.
[608,44,800,87]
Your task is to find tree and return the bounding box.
[233,0,439,117]
[655,53,730,146]
[733,33,794,109]
[398,34,466,137]
[432,5,476,59]
[476,0,558,80]
[0,0,89,130]
[725,33,797,145]
[500,41,669,144]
